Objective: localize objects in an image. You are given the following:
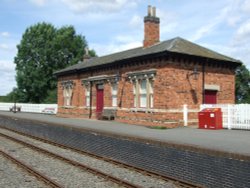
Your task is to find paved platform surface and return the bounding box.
[0,111,249,156]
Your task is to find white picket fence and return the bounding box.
[0,103,57,114]
[200,104,250,130]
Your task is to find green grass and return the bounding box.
[148,126,168,130]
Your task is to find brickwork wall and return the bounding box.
[143,20,160,48]
[205,66,235,103]
[57,56,236,127]
[104,83,112,107]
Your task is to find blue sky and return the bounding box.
[0,0,250,95]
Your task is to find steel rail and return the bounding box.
[0,126,202,188]
[0,132,141,188]
[0,150,63,188]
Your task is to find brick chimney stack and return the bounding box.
[83,47,90,62]
[143,5,160,48]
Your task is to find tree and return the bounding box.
[14,23,94,103]
[235,64,250,103]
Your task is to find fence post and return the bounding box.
[183,104,188,126]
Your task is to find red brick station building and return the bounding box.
[55,6,241,127]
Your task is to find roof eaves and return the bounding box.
[54,68,78,76]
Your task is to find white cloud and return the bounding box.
[190,4,231,42]
[0,60,16,95]
[242,0,250,12]
[225,0,247,27]
[157,9,178,35]
[188,0,250,41]
[234,19,250,43]
[229,19,250,67]
[0,60,15,72]
[227,15,241,27]
[1,32,10,37]
[91,38,141,56]
[61,0,138,14]
[114,35,137,43]
[129,15,141,28]
[93,41,141,56]
[0,44,10,51]
[190,22,218,42]
[28,0,47,6]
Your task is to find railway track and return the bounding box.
[0,126,202,188]
[0,131,143,188]
[0,150,63,188]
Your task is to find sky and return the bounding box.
[0,0,250,95]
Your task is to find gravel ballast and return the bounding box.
[0,154,49,188]
[0,128,176,188]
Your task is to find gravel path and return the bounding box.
[0,128,177,188]
[0,154,48,188]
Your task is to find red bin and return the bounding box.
[198,108,223,130]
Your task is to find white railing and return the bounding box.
[200,104,250,130]
[0,103,57,114]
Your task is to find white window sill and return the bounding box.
[130,108,154,113]
[62,106,75,109]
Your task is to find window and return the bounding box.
[133,83,137,107]
[149,81,154,108]
[140,80,147,108]
[111,83,118,107]
[63,87,73,106]
[127,69,156,109]
[61,80,74,106]
[85,86,90,107]
[133,79,154,109]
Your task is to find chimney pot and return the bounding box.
[85,47,89,56]
[83,47,90,62]
[148,5,152,16]
[152,7,156,17]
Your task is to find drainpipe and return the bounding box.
[89,81,93,119]
[89,71,93,119]
[202,59,206,104]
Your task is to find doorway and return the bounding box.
[204,90,217,104]
[96,84,104,119]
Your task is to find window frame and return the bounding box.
[148,80,154,108]
[139,79,147,108]
[85,86,90,107]
[111,83,118,107]
[133,78,154,109]
[61,80,74,107]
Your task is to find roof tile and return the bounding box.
[55,37,241,75]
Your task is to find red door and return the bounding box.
[96,84,104,119]
[204,90,217,104]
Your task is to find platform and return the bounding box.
[0,111,249,157]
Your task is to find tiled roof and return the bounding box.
[55,37,241,75]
